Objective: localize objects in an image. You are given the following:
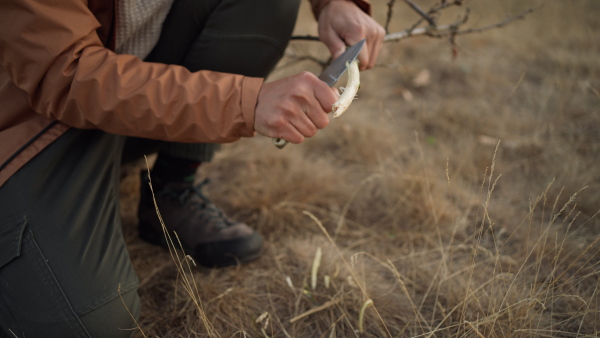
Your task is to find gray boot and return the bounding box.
[138,173,263,267]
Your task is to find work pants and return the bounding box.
[0,0,300,336]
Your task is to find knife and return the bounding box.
[273,39,366,149]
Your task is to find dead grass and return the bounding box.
[119,0,600,336]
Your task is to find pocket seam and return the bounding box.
[26,231,92,337]
[0,216,28,269]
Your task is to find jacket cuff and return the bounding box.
[311,0,372,19]
[240,76,263,137]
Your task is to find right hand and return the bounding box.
[254,72,339,144]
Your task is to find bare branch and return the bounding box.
[384,8,534,42]
[290,35,320,41]
[286,5,536,66]
[385,0,397,34]
[451,8,535,36]
[403,0,436,27]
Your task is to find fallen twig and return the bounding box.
[289,299,341,323]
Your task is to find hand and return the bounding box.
[254,72,339,144]
[318,1,385,70]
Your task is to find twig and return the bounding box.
[404,0,462,34]
[384,0,397,33]
[403,0,436,26]
[385,8,532,41]
[289,298,341,323]
[450,8,535,36]
[465,321,486,338]
[286,4,535,68]
[118,283,147,338]
[290,8,535,43]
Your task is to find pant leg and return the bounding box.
[147,0,301,78]
[0,128,140,337]
[132,0,302,162]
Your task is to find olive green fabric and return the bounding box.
[0,128,140,337]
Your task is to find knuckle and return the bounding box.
[289,86,306,99]
[270,116,286,129]
[355,26,367,37]
[306,126,318,138]
[316,117,330,129]
[280,101,296,114]
[330,89,340,103]
[291,135,304,144]
[298,71,315,81]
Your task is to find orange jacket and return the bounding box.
[0,0,370,187]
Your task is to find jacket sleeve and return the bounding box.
[310,0,372,19]
[0,0,261,144]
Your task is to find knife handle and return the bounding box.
[272,137,288,149]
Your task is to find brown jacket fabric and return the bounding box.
[0,0,371,187]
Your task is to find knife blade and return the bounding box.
[273,39,366,149]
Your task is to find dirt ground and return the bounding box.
[119,0,600,336]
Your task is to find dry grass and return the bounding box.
[119,0,600,336]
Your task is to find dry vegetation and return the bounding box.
[119,0,600,336]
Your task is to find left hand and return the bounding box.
[318,0,386,70]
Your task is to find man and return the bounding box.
[0,0,384,335]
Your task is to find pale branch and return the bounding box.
[385,7,534,41]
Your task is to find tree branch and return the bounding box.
[403,0,436,27]
[290,8,535,43]
[286,4,536,66]
[385,7,534,41]
[451,8,535,37]
[384,0,397,34]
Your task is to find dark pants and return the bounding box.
[0,0,300,336]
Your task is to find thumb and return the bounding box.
[320,26,346,59]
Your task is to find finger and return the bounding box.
[320,25,346,59]
[305,106,330,129]
[301,88,331,130]
[357,40,370,71]
[291,113,319,138]
[313,82,339,114]
[281,126,305,144]
[367,26,386,69]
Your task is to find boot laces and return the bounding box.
[160,178,234,230]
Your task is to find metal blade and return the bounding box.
[318,39,365,87]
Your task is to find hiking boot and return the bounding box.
[138,173,263,268]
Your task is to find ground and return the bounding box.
[119,0,600,336]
